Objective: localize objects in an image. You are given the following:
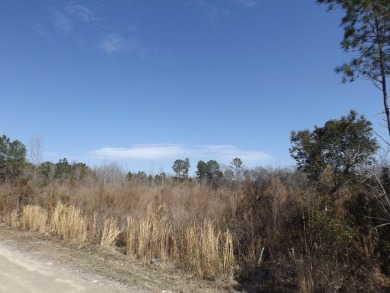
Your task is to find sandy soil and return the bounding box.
[0,224,237,293]
[0,240,135,292]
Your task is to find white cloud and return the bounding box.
[90,144,272,165]
[99,34,126,53]
[190,0,255,21]
[34,23,51,39]
[233,0,257,7]
[98,33,141,54]
[190,145,272,162]
[52,10,73,33]
[66,4,95,22]
[91,145,185,160]
[36,3,141,55]
[206,6,231,21]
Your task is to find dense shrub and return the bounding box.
[0,165,389,291]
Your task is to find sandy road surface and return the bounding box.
[0,239,140,293]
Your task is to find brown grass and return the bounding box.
[124,198,235,278]
[184,220,234,278]
[1,166,387,291]
[126,201,172,261]
[4,208,20,228]
[0,183,18,222]
[100,216,121,249]
[20,205,48,233]
[50,203,88,247]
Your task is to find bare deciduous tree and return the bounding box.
[29,134,43,181]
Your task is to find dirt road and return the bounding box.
[0,238,143,293]
[0,225,235,293]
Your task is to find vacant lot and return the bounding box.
[0,224,237,293]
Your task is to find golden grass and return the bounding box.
[185,222,202,275]
[185,220,235,278]
[126,217,136,256]
[3,208,20,228]
[127,201,171,261]
[1,180,239,280]
[125,200,235,277]
[222,229,235,276]
[100,216,121,249]
[10,209,19,228]
[88,212,97,243]
[50,203,87,247]
[20,205,48,233]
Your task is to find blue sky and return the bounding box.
[1,0,387,174]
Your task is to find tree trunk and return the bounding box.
[381,71,390,137]
[373,8,390,136]
[378,41,389,136]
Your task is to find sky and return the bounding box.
[1,0,388,175]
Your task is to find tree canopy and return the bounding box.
[172,158,190,180]
[196,160,209,182]
[230,158,245,180]
[195,160,223,184]
[317,0,390,134]
[206,160,223,181]
[290,110,379,189]
[0,135,27,183]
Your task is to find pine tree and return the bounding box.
[318,0,390,134]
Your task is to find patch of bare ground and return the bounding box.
[0,224,239,293]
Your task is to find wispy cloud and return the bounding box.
[233,0,257,8]
[91,145,185,160]
[205,6,231,21]
[51,10,73,34]
[99,33,140,54]
[35,1,141,55]
[66,4,95,22]
[90,144,272,165]
[34,22,51,39]
[99,34,126,53]
[190,0,255,21]
[191,1,231,21]
[194,145,271,162]
[44,3,94,37]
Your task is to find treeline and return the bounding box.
[0,133,247,188]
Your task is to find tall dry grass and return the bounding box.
[126,200,172,260]
[3,167,385,290]
[50,203,88,247]
[0,180,240,279]
[0,183,19,222]
[3,208,19,228]
[126,203,235,278]
[185,220,235,278]
[100,216,121,249]
[20,205,48,233]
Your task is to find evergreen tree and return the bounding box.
[317,0,390,134]
[196,160,209,182]
[0,135,27,183]
[290,110,379,190]
[172,158,190,180]
[230,157,245,180]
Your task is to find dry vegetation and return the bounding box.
[1,167,390,292]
